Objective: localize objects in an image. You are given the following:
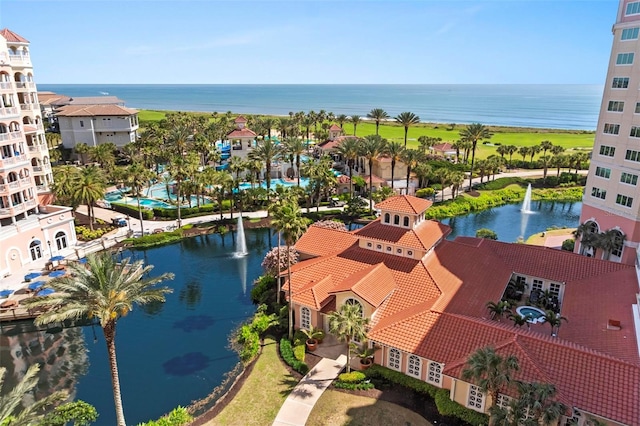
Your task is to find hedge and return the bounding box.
[152,204,215,219]
[338,371,366,383]
[364,364,438,398]
[111,202,154,220]
[475,177,525,191]
[434,389,488,426]
[279,338,309,375]
[293,343,306,362]
[136,406,192,426]
[124,229,184,248]
[334,381,375,390]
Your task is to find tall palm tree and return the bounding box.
[0,364,67,425]
[249,139,281,199]
[385,141,405,190]
[514,381,567,425]
[401,149,421,195]
[539,140,554,182]
[394,111,420,147]
[51,165,81,210]
[283,137,306,186]
[22,253,174,426]
[367,108,389,135]
[359,134,388,213]
[462,346,519,414]
[125,163,154,231]
[336,137,360,198]
[73,165,106,231]
[449,170,466,198]
[518,146,530,163]
[350,115,362,136]
[505,145,519,166]
[529,144,542,164]
[599,229,625,260]
[418,135,441,154]
[486,300,510,321]
[328,302,369,373]
[336,114,348,130]
[271,200,309,340]
[434,167,451,202]
[460,123,493,190]
[543,311,568,336]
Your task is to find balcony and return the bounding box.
[0,106,19,117]
[9,55,31,66]
[36,184,48,192]
[20,103,34,111]
[14,81,35,91]
[27,144,47,153]
[32,163,50,173]
[0,82,12,91]
[0,154,28,169]
[0,131,23,141]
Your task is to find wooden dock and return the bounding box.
[0,293,42,323]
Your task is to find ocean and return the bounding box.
[38,84,603,130]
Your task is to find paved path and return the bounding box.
[273,355,347,426]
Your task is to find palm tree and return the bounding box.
[460,123,493,191]
[0,364,67,425]
[336,137,360,198]
[401,149,421,195]
[283,137,306,186]
[336,114,348,130]
[367,108,389,135]
[125,163,154,231]
[543,311,568,336]
[486,301,511,321]
[434,167,451,201]
[359,134,388,213]
[539,140,554,181]
[508,313,529,328]
[74,142,91,165]
[518,146,530,163]
[505,145,518,166]
[450,171,466,198]
[271,200,309,340]
[249,139,281,198]
[515,381,567,425]
[599,229,625,260]
[529,144,541,164]
[385,141,405,190]
[350,115,362,136]
[22,252,174,426]
[395,112,421,147]
[462,346,519,413]
[73,165,106,231]
[328,303,369,373]
[417,135,441,154]
[51,165,81,210]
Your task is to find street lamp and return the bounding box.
[47,240,52,256]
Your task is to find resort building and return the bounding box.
[226,116,257,159]
[56,104,139,150]
[40,93,124,132]
[288,195,640,426]
[579,0,640,264]
[0,28,76,277]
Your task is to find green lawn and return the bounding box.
[307,389,430,426]
[204,337,296,426]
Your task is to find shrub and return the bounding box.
[476,228,498,240]
[338,371,366,383]
[313,220,348,231]
[75,225,113,241]
[364,364,438,398]
[251,274,276,305]
[334,381,375,390]
[112,202,154,220]
[136,406,192,426]
[124,229,184,248]
[293,343,306,362]
[415,187,435,198]
[476,177,524,191]
[237,324,260,362]
[279,338,309,375]
[561,239,575,251]
[40,400,98,426]
[434,389,488,426]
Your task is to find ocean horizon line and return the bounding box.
[42,83,603,86]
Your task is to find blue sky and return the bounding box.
[0,0,617,84]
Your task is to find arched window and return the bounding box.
[407,355,421,378]
[29,240,42,261]
[403,216,409,227]
[394,215,400,225]
[610,230,625,260]
[427,361,442,386]
[344,298,364,317]
[388,348,401,370]
[55,231,68,250]
[384,213,390,223]
[301,306,311,330]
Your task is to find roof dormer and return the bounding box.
[375,195,432,230]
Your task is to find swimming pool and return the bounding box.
[237,177,310,191]
[516,306,546,324]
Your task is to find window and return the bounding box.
[394,215,400,225]
[611,230,624,259]
[600,145,615,157]
[595,167,611,179]
[495,394,512,410]
[549,283,561,297]
[625,149,640,162]
[386,246,392,252]
[367,242,372,248]
[515,275,526,286]
[532,279,543,292]
[616,194,633,207]
[631,126,640,138]
[301,307,310,330]
[388,348,401,370]
[427,361,442,386]
[344,298,364,317]
[54,231,67,250]
[29,240,42,261]
[376,244,382,250]
[79,120,84,128]
[612,77,629,88]
[396,248,402,254]
[407,355,421,378]
[603,123,620,134]
[622,27,640,40]
[616,53,635,65]
[467,385,484,411]
[621,172,639,185]
[608,101,624,112]
[403,216,409,227]
[626,2,640,15]
[591,187,607,199]
[636,103,640,114]
[384,213,390,223]
[407,250,413,256]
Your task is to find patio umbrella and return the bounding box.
[49,270,66,278]
[0,289,13,298]
[37,288,55,296]
[49,255,65,262]
[78,258,88,264]
[24,272,41,281]
[28,281,45,291]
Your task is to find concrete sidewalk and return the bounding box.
[273,354,347,426]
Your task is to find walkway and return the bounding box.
[272,354,347,426]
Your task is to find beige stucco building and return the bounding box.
[0,29,76,277]
[579,0,640,264]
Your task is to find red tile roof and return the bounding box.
[329,124,342,131]
[234,116,248,123]
[55,104,137,117]
[294,225,358,257]
[317,135,356,151]
[364,174,386,184]
[375,195,432,214]
[330,263,396,307]
[227,128,256,138]
[432,142,455,152]
[0,29,29,43]
[355,219,450,251]
[337,175,351,184]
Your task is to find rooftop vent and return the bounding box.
[607,319,622,331]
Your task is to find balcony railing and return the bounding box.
[0,131,23,141]
[20,103,34,111]
[0,207,11,217]
[9,55,30,66]
[0,82,12,90]
[0,154,28,168]
[0,107,19,117]
[36,184,48,192]
[28,144,47,153]
[24,199,36,208]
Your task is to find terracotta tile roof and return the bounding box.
[364,174,386,184]
[234,116,248,123]
[295,275,335,310]
[37,93,66,105]
[337,175,351,184]
[432,143,454,152]
[227,128,256,138]
[0,29,29,43]
[318,135,356,151]
[52,96,124,106]
[55,104,137,117]
[329,124,342,131]
[375,195,432,214]
[330,263,396,307]
[294,225,358,257]
[376,155,392,163]
[355,219,450,251]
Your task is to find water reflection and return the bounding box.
[179,280,203,309]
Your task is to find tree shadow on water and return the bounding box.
[163,352,211,376]
[173,315,215,332]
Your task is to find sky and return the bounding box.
[0,0,619,84]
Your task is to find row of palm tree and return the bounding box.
[486,300,568,336]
